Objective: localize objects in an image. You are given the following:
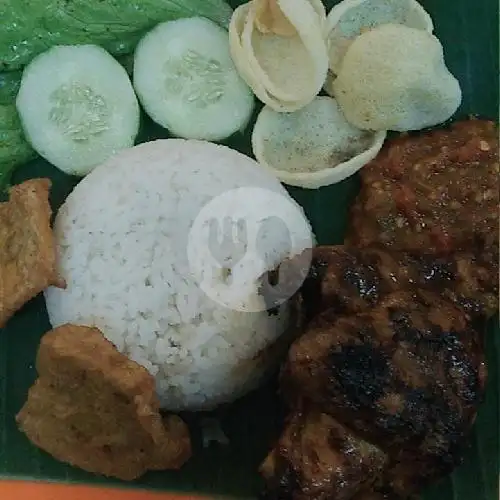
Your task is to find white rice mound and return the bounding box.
[44,139,312,411]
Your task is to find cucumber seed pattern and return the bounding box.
[163,50,226,109]
[49,83,111,142]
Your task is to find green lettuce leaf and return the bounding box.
[0,104,36,190]
[0,70,22,105]
[0,0,233,71]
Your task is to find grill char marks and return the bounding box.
[272,292,486,499]
[284,292,484,450]
[301,245,499,320]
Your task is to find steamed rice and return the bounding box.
[44,139,313,411]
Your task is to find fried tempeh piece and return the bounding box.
[17,324,191,480]
[0,178,64,326]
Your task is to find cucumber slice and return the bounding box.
[133,17,255,142]
[16,45,140,176]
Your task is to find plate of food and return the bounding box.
[0,0,498,499]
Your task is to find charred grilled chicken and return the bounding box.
[261,120,499,500]
[264,292,486,500]
[301,245,499,320]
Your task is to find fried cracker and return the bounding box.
[0,179,64,327]
[17,324,191,481]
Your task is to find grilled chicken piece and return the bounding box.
[283,290,486,448]
[301,245,499,320]
[277,291,486,497]
[260,409,388,500]
[346,120,499,256]
[260,410,426,500]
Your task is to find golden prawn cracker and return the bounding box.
[0,178,64,327]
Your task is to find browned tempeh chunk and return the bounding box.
[17,324,191,481]
[0,178,64,327]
